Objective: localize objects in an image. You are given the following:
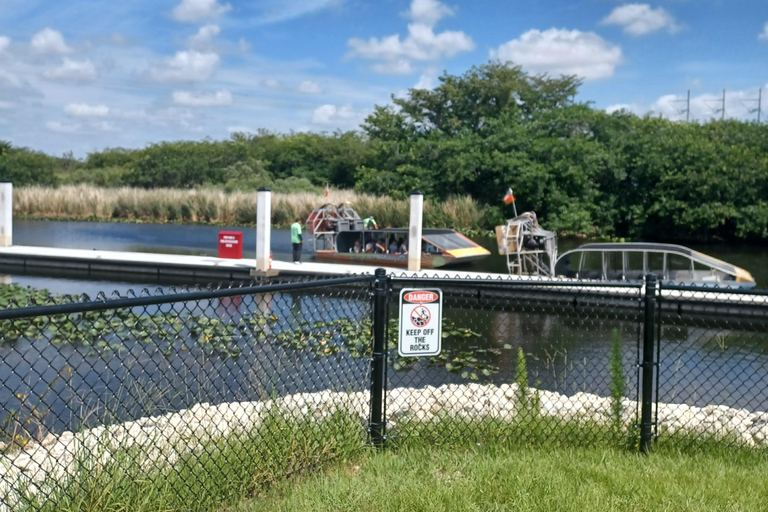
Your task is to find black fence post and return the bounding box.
[370,268,388,448]
[640,273,657,453]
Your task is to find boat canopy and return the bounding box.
[555,242,755,286]
[305,204,489,266]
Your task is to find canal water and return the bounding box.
[0,220,766,437]
[9,220,768,289]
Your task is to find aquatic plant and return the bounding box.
[515,348,529,411]
[610,329,627,438]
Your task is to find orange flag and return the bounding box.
[503,188,515,204]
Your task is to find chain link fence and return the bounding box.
[0,275,375,511]
[1,271,767,510]
[656,282,768,448]
[382,276,646,448]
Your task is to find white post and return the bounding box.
[408,191,423,272]
[0,182,11,247]
[256,188,271,272]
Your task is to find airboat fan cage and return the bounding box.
[495,212,558,277]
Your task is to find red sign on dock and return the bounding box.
[218,231,243,259]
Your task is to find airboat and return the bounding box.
[306,203,490,269]
[496,213,755,288]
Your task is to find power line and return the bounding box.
[703,89,726,120]
[740,88,762,124]
[669,90,690,121]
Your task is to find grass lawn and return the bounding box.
[240,444,768,512]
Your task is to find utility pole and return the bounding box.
[721,89,726,121]
[705,89,726,121]
[670,90,690,122]
[741,88,762,124]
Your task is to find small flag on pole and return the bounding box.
[503,188,515,204]
[324,184,330,197]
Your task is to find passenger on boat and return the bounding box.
[352,240,361,253]
[398,239,407,255]
[365,241,374,253]
[388,239,398,254]
[375,238,387,253]
[364,216,379,229]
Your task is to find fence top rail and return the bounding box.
[660,282,768,297]
[0,274,375,321]
[388,274,645,290]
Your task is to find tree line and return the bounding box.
[2,62,767,241]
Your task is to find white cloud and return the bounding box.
[0,69,22,88]
[31,28,73,55]
[372,59,414,75]
[262,78,281,89]
[0,37,10,54]
[759,21,768,41]
[492,29,623,81]
[109,33,129,46]
[602,4,680,36]
[258,0,344,24]
[348,23,474,63]
[311,103,365,127]
[238,38,252,53]
[172,0,231,23]
[43,58,98,82]
[298,80,322,94]
[172,89,232,106]
[90,121,119,132]
[407,0,452,26]
[414,68,436,90]
[45,120,81,133]
[347,0,473,74]
[147,51,220,83]
[64,103,110,117]
[188,25,220,51]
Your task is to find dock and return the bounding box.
[0,246,765,309]
[0,245,516,281]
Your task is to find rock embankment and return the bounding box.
[2,384,767,510]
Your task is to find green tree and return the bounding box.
[0,144,58,186]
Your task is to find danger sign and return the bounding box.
[398,288,442,357]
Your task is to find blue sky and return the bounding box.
[0,0,766,157]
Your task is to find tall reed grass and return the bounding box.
[14,185,490,231]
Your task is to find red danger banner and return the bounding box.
[403,291,439,304]
[398,288,442,357]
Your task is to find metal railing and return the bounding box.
[1,270,767,510]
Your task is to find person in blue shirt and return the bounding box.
[290,217,303,264]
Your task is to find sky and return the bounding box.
[0,0,766,157]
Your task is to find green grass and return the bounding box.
[12,407,366,512]
[240,444,768,512]
[9,407,767,512]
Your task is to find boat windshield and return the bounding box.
[423,233,476,251]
